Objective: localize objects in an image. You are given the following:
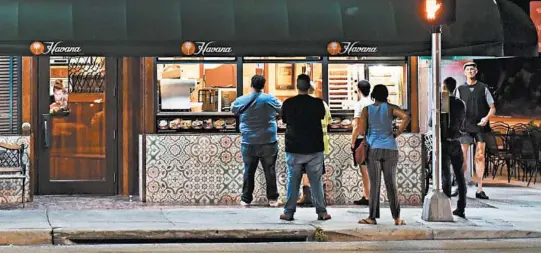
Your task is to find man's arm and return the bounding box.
[231,98,241,115]
[351,117,361,148]
[479,87,496,126]
[270,96,282,113]
[485,87,496,118]
[281,100,288,124]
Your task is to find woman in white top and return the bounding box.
[350,80,373,206]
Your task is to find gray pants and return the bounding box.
[283,152,327,217]
[367,148,400,220]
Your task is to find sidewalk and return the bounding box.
[2,186,541,246]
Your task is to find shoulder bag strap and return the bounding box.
[235,92,261,116]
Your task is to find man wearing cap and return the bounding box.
[280,74,331,221]
[454,62,496,200]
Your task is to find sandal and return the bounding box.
[358,218,377,225]
[395,219,406,225]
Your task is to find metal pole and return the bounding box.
[422,25,454,222]
[431,25,442,191]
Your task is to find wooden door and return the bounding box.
[36,56,118,195]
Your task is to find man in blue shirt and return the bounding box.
[231,75,282,207]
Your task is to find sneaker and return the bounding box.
[353,196,369,206]
[240,201,251,207]
[453,209,466,219]
[317,213,332,221]
[476,191,489,200]
[269,200,281,207]
[279,213,294,221]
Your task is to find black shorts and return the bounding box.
[459,132,487,145]
[352,138,367,166]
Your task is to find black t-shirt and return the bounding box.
[281,94,325,154]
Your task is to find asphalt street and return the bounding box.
[1,239,541,253]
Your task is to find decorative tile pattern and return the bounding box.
[144,133,424,206]
[0,135,31,204]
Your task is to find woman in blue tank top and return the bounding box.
[357,85,410,226]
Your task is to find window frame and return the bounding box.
[154,57,241,114]
[0,56,22,135]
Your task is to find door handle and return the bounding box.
[42,114,51,148]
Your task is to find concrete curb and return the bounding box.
[50,227,541,245]
[325,227,541,241]
[52,228,315,245]
[0,229,52,245]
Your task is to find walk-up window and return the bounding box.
[0,56,20,134]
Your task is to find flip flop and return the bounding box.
[395,219,406,225]
[358,218,377,225]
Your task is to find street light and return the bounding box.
[420,0,455,222]
[419,0,456,25]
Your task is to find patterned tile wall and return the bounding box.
[0,135,31,204]
[144,133,424,206]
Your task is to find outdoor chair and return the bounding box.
[0,143,27,207]
[485,131,513,182]
[527,128,541,184]
[510,135,539,186]
[507,125,530,181]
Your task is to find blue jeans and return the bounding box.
[241,142,279,203]
[284,152,327,216]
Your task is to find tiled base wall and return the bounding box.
[0,135,31,204]
[143,133,424,206]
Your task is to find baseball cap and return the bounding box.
[463,62,477,70]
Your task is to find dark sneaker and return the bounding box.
[279,213,294,221]
[453,209,466,219]
[317,214,332,221]
[353,196,369,206]
[451,189,459,197]
[476,191,489,200]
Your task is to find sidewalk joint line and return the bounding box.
[160,209,175,226]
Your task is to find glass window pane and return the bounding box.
[367,65,406,106]
[327,64,364,112]
[242,63,323,102]
[327,63,407,113]
[157,63,237,112]
[49,56,107,181]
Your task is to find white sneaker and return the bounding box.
[240,201,250,207]
[269,200,281,207]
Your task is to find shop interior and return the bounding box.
[155,57,409,134]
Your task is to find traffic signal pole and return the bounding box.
[421,25,454,222]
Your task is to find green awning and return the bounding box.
[0,0,537,56]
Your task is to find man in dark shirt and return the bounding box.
[441,77,468,218]
[279,74,331,221]
[454,62,496,200]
